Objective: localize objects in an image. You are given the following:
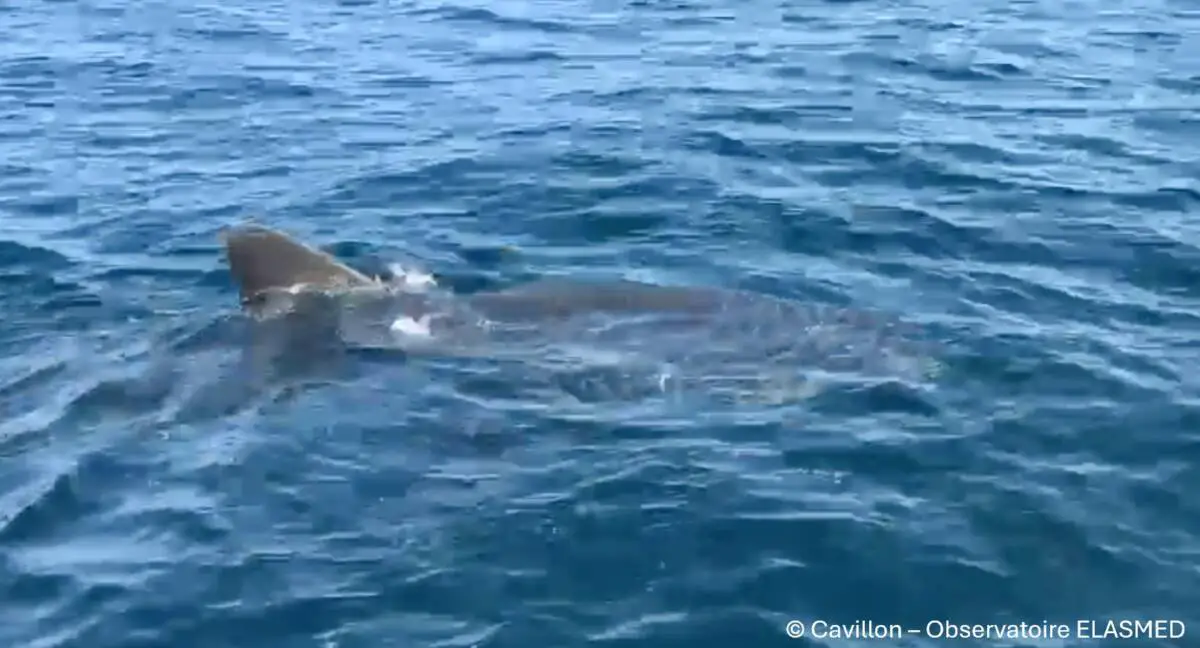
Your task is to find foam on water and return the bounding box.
[388,314,434,339]
[385,262,437,293]
[383,262,443,341]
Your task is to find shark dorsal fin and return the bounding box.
[219,224,378,308]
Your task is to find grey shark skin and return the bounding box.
[218,224,726,325]
[468,278,725,322]
[217,225,940,389]
[220,224,382,315]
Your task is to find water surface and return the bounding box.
[1,0,1198,646]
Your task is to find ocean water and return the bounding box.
[2,0,1199,646]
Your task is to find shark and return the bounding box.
[221,224,724,320]
[220,223,378,307]
[217,223,941,400]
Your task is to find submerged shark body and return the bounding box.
[218,225,940,400]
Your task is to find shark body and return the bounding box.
[218,224,940,391]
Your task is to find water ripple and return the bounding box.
[3,0,1200,646]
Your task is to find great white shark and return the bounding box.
[218,224,940,398]
[222,224,726,321]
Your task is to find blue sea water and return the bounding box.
[2,0,1199,646]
